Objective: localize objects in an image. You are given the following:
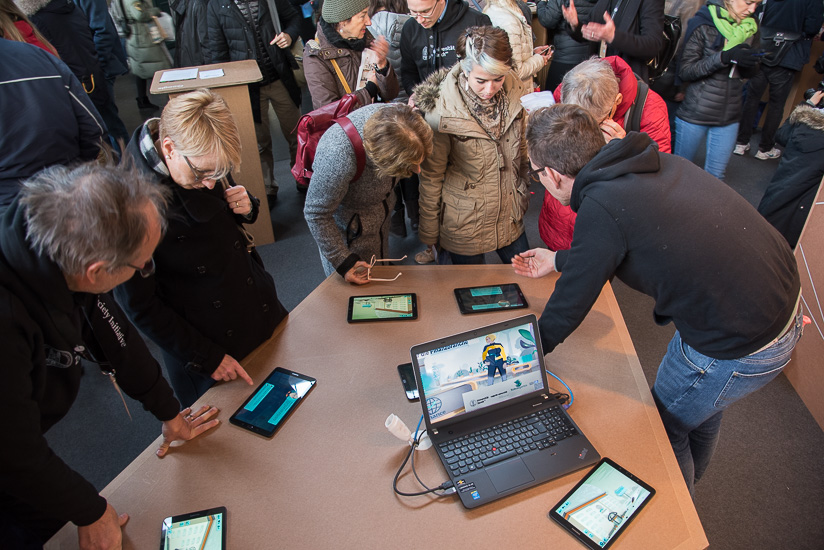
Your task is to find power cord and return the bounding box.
[546,369,574,409]
[392,415,455,497]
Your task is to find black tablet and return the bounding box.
[347,293,418,323]
[549,457,655,550]
[160,506,226,550]
[229,367,316,438]
[453,283,528,314]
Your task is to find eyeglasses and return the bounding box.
[527,164,545,181]
[126,257,156,278]
[366,254,407,281]
[182,155,217,183]
[408,0,441,19]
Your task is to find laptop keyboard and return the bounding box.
[438,406,578,477]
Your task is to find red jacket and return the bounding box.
[14,21,56,55]
[539,56,671,251]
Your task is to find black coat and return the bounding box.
[206,0,303,108]
[171,0,211,67]
[537,0,597,65]
[755,0,824,72]
[758,104,824,247]
[115,124,288,379]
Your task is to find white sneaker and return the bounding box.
[414,247,436,264]
[733,143,750,155]
[755,148,782,160]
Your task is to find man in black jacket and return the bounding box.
[514,105,802,496]
[0,162,218,548]
[206,0,303,200]
[400,0,491,99]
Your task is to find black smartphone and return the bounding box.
[160,506,226,550]
[397,362,418,400]
[549,457,655,550]
[453,283,528,314]
[229,367,316,437]
[347,293,418,323]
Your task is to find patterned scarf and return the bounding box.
[457,71,508,141]
[138,119,170,178]
[709,4,758,50]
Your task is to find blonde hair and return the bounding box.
[457,26,513,77]
[158,89,242,180]
[363,104,433,179]
[0,0,59,56]
[560,57,620,122]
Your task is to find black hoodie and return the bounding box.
[539,132,799,360]
[399,0,490,96]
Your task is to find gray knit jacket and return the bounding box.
[303,103,396,278]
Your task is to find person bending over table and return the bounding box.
[0,162,218,549]
[513,104,802,497]
[304,102,433,284]
[115,89,288,407]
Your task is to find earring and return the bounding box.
[165,155,171,159]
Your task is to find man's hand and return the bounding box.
[345,261,371,284]
[270,32,292,49]
[582,12,616,43]
[512,249,557,278]
[600,118,626,142]
[369,36,390,69]
[77,503,128,550]
[211,354,253,385]
[562,0,578,28]
[156,405,220,458]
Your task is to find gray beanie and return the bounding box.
[321,0,370,24]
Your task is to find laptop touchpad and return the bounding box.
[486,458,535,492]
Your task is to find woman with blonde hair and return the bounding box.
[304,102,433,283]
[414,25,531,265]
[484,0,552,90]
[115,88,288,406]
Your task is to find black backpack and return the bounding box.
[648,14,683,82]
[625,74,649,133]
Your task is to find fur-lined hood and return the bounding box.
[790,104,824,132]
[413,67,451,115]
[14,0,55,17]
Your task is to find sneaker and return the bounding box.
[755,148,782,160]
[414,247,436,264]
[733,143,750,156]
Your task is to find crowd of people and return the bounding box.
[1,0,824,546]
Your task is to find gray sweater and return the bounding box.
[304,103,396,277]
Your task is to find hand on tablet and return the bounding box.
[211,354,253,385]
[156,405,220,458]
[512,248,557,278]
[345,261,371,285]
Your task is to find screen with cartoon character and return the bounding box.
[160,507,225,550]
[229,368,316,437]
[414,321,543,424]
[348,293,418,322]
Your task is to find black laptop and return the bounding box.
[410,314,600,508]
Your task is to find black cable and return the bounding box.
[392,437,454,497]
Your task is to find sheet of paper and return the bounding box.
[356,49,380,91]
[159,68,198,82]
[199,69,225,79]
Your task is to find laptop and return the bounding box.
[410,314,600,508]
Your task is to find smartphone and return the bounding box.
[397,362,419,400]
[453,283,528,314]
[229,367,316,437]
[549,457,655,550]
[160,506,226,550]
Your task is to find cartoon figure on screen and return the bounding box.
[482,334,507,385]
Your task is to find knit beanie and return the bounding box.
[321,0,370,23]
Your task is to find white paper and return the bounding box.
[199,69,225,80]
[159,68,198,82]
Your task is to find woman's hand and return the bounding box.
[345,261,371,285]
[512,248,557,278]
[534,45,554,65]
[369,36,390,69]
[225,185,252,216]
[211,354,254,385]
[581,12,616,43]
[156,405,220,457]
[270,32,292,49]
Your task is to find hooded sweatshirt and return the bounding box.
[538,132,799,359]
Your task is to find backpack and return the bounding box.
[648,14,682,82]
[625,74,649,133]
[291,94,365,190]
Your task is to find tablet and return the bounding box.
[453,283,528,314]
[549,457,655,550]
[160,506,226,550]
[347,293,417,323]
[229,367,316,437]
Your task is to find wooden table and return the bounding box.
[48,265,707,549]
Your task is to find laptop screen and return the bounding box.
[413,319,545,425]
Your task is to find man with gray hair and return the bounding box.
[0,162,219,548]
[514,104,802,497]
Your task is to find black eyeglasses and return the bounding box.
[182,155,217,183]
[527,165,545,181]
[126,257,156,278]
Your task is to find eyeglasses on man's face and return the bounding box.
[527,163,545,181]
[126,256,156,278]
[408,0,441,19]
[182,155,217,183]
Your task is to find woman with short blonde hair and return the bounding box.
[115,88,288,406]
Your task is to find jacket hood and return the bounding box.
[571,132,660,211]
[790,104,824,132]
[15,0,65,16]
[413,67,450,114]
[438,0,473,31]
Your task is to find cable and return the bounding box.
[546,369,574,409]
[393,415,454,498]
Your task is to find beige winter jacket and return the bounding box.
[484,4,545,89]
[415,65,530,256]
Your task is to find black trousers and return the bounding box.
[737,65,795,152]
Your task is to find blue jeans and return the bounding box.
[448,231,529,265]
[652,311,803,497]
[674,118,739,181]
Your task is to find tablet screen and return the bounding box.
[453,284,527,314]
[160,507,225,550]
[549,458,655,550]
[229,368,316,437]
[348,293,417,322]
